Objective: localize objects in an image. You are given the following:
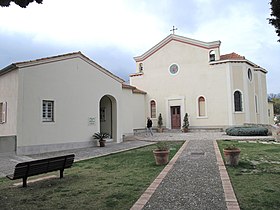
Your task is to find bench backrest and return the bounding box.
[12,154,75,179]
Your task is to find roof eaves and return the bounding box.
[132,88,147,94]
[0,64,18,76]
[209,59,245,65]
[210,58,267,73]
[14,52,82,68]
[254,67,267,74]
[3,52,125,83]
[134,34,221,62]
[78,53,125,83]
[122,83,146,94]
[129,73,144,77]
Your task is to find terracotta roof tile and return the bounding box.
[129,73,143,77]
[220,52,245,60]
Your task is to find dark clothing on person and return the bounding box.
[147,119,152,128]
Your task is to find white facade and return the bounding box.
[0,52,146,154]
[130,34,269,129]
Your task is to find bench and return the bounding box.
[6,154,75,187]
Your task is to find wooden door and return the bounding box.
[171,106,181,129]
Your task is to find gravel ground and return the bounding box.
[143,139,227,210]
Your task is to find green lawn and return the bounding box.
[218,140,280,210]
[0,141,183,210]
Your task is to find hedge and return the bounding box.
[225,126,268,136]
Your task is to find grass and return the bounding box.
[218,140,280,210]
[0,141,183,210]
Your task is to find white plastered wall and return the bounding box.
[0,70,18,136]
[131,40,229,128]
[121,88,146,134]
[16,57,123,154]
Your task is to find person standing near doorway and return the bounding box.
[146,117,153,136]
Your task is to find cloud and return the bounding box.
[0,0,279,93]
[0,0,167,53]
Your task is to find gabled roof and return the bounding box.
[0,52,125,83]
[134,34,221,62]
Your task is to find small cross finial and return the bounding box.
[170,26,178,34]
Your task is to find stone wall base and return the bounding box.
[0,136,16,154]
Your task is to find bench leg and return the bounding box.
[60,169,64,178]
[23,177,27,187]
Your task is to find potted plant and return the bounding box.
[223,145,241,166]
[182,113,189,132]
[157,113,163,133]
[153,142,170,165]
[93,132,110,147]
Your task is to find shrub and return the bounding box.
[158,113,163,128]
[225,126,268,136]
[182,113,189,129]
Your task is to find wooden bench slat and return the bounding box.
[7,165,28,179]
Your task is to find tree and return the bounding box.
[268,0,280,42]
[268,93,280,115]
[0,0,42,8]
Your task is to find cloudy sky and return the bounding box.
[0,0,279,93]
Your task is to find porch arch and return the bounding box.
[99,95,117,141]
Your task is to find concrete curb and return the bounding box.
[213,140,240,210]
[75,142,156,162]
[130,140,189,210]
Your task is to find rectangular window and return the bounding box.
[0,102,7,123]
[42,100,54,122]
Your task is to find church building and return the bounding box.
[0,34,270,155]
[130,34,269,130]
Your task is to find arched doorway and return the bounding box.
[99,95,117,140]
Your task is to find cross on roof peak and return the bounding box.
[170,26,178,34]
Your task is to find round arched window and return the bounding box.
[248,68,252,81]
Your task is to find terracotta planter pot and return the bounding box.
[99,140,106,147]
[153,150,170,165]
[183,127,188,133]
[157,128,163,133]
[223,148,241,166]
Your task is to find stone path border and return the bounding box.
[130,140,189,210]
[213,140,240,210]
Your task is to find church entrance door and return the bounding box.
[171,106,181,129]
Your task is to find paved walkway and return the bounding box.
[131,132,241,210]
[0,131,255,209]
[142,139,227,210]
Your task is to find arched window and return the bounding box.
[209,50,215,61]
[150,100,156,118]
[248,68,252,81]
[234,91,242,112]
[139,63,143,73]
[198,96,206,117]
